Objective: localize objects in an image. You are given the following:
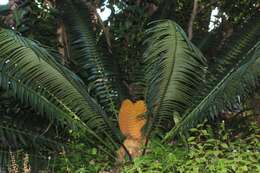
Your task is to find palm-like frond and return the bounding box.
[206,13,260,90]
[143,20,206,132]
[164,42,260,141]
[0,124,63,151]
[62,0,123,119]
[0,93,65,150]
[0,89,65,171]
[0,28,116,153]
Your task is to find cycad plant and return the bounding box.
[0,0,259,170]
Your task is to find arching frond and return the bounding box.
[62,0,123,119]
[164,42,260,141]
[144,20,206,131]
[0,124,63,151]
[206,13,260,90]
[0,28,116,154]
[0,105,64,172]
[0,93,65,151]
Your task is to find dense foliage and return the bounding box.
[123,122,260,173]
[0,0,259,172]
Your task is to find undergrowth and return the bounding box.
[122,121,260,173]
[6,121,260,173]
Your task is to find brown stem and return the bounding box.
[188,0,199,40]
[57,20,69,64]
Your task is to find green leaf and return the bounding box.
[164,42,260,141]
[197,13,260,105]
[187,137,196,142]
[144,20,206,133]
[62,0,124,119]
[0,28,116,156]
[220,143,229,149]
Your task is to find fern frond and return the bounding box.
[0,124,63,151]
[207,13,260,89]
[0,28,116,153]
[62,0,123,119]
[144,20,206,132]
[164,42,260,141]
